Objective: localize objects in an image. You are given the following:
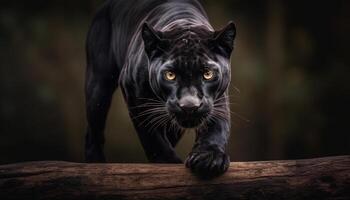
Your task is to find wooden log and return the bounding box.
[0,155,349,200]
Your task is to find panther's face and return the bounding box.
[142,22,236,128]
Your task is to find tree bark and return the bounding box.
[0,156,349,200]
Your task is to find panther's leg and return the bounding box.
[185,96,231,176]
[85,79,116,162]
[129,110,182,163]
[85,4,119,163]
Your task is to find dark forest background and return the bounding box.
[0,0,349,164]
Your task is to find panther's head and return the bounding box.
[141,22,236,128]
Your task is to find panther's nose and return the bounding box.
[178,95,202,113]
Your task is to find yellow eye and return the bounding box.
[203,69,214,80]
[164,71,176,81]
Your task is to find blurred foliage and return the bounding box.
[0,0,349,164]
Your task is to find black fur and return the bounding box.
[85,0,236,176]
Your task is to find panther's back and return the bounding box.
[106,0,207,68]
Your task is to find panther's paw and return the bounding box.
[185,150,230,177]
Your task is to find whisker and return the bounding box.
[145,113,168,128]
[211,113,229,122]
[132,110,165,120]
[155,116,171,132]
[214,103,238,108]
[148,114,170,134]
[199,118,208,132]
[214,94,240,103]
[136,109,167,126]
[170,115,178,132]
[213,108,250,123]
[130,97,174,133]
[212,109,230,119]
[137,97,164,103]
[212,112,230,121]
[132,107,166,119]
[130,103,164,109]
[144,117,167,134]
[138,112,164,127]
[137,107,165,114]
[229,111,250,123]
[232,86,241,93]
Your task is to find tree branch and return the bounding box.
[0,156,349,200]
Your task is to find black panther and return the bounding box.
[85,0,236,176]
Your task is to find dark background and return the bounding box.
[0,0,349,164]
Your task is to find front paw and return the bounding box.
[185,150,230,177]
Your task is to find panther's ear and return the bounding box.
[141,22,168,59]
[210,21,236,58]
